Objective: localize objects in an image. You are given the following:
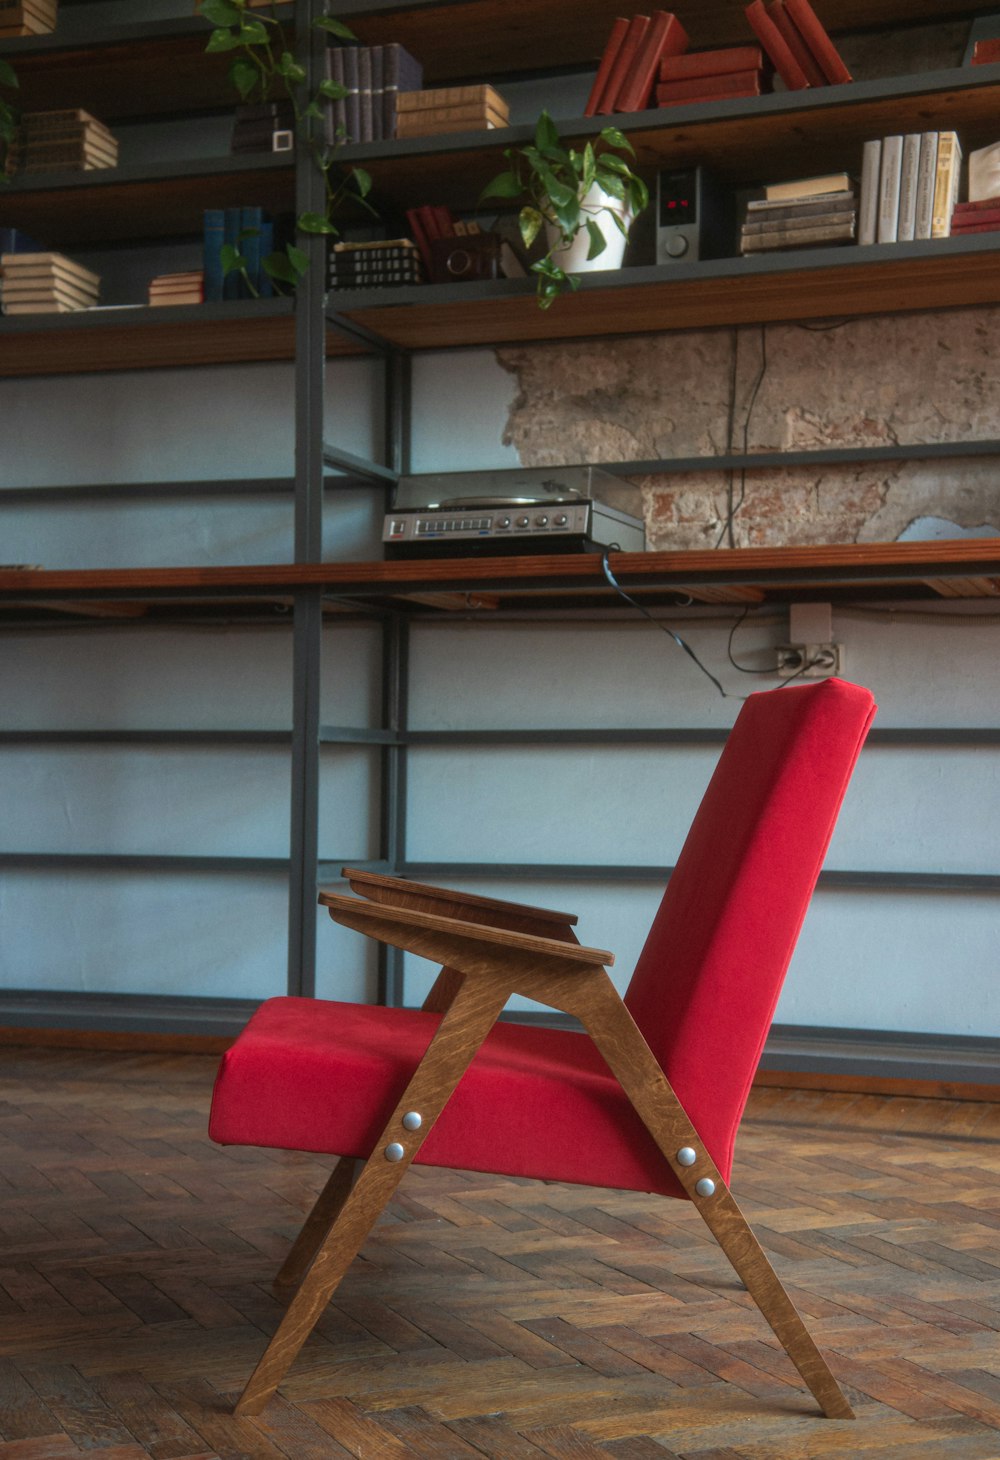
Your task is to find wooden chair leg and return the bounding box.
[233,970,512,1417]
[273,1157,358,1296]
[563,970,855,1420]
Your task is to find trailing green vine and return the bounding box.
[201,0,374,293]
[0,55,18,183]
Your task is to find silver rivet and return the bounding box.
[384,1142,405,1162]
[402,1111,422,1131]
[677,1146,697,1167]
[695,1177,716,1198]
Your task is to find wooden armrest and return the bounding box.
[340,868,578,938]
[320,890,612,969]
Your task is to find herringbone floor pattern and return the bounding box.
[2,1048,1000,1458]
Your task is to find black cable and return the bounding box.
[714,323,768,549]
[727,604,776,674]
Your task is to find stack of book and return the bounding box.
[328,238,425,290]
[858,132,960,244]
[585,11,689,115]
[13,109,118,174]
[231,102,294,156]
[149,271,204,307]
[657,44,768,107]
[203,206,274,302]
[394,85,508,138]
[0,250,99,314]
[740,173,856,253]
[325,42,423,144]
[744,0,851,91]
[0,0,57,36]
[949,196,1000,237]
[969,36,1000,65]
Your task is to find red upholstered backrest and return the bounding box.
[624,677,875,1178]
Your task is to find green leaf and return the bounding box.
[597,125,634,154]
[0,57,18,89]
[206,27,242,51]
[237,226,262,242]
[315,17,357,39]
[318,79,348,99]
[582,142,596,193]
[199,0,241,25]
[518,205,544,249]
[534,109,559,153]
[239,20,270,44]
[287,243,309,274]
[350,165,372,197]
[598,154,631,175]
[304,100,324,119]
[479,170,522,201]
[263,250,301,284]
[584,218,607,260]
[298,210,337,234]
[220,243,246,274]
[228,57,260,99]
[278,50,306,83]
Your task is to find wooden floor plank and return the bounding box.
[2,1050,1000,1454]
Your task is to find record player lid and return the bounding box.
[393,463,621,511]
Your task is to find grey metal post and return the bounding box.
[288,0,327,997]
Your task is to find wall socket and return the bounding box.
[776,643,842,679]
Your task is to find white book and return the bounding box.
[877,134,903,243]
[858,138,881,245]
[914,132,938,238]
[931,131,962,237]
[896,133,921,242]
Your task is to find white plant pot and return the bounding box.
[545,182,631,273]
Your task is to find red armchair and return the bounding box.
[210,676,875,1417]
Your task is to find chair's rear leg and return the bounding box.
[273,1157,358,1296]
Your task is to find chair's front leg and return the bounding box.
[233,970,513,1417]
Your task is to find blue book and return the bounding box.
[257,219,274,298]
[0,227,44,255]
[222,206,242,300]
[239,205,264,297]
[203,208,225,302]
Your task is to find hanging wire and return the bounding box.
[715,322,768,549]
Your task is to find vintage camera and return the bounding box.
[428,232,502,283]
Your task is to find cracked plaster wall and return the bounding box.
[497,307,1000,550]
[497,22,1000,550]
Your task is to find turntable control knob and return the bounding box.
[495,515,511,529]
[535,514,549,527]
[516,515,530,528]
[554,513,569,526]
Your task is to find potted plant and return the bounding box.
[480,110,649,308]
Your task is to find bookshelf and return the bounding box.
[1,0,998,1037]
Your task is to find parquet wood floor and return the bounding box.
[2,1049,1000,1458]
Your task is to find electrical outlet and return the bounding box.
[776,643,842,679]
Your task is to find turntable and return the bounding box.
[383,465,645,558]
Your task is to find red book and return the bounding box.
[656,69,762,101]
[953,195,1000,214]
[783,0,851,84]
[615,10,689,114]
[744,0,809,89]
[945,217,998,232]
[432,205,456,237]
[767,0,826,86]
[597,13,650,113]
[661,45,763,79]
[972,37,1000,65]
[657,85,762,106]
[405,209,432,269]
[584,17,629,116]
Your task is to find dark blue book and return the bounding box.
[222,206,242,300]
[382,43,423,140]
[0,227,44,255]
[258,219,274,297]
[203,208,225,302]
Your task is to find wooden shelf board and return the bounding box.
[2,158,294,249]
[1,543,997,621]
[0,304,365,376]
[332,236,1000,348]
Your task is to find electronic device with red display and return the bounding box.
[656,166,732,263]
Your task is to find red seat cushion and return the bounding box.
[210,996,692,1198]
